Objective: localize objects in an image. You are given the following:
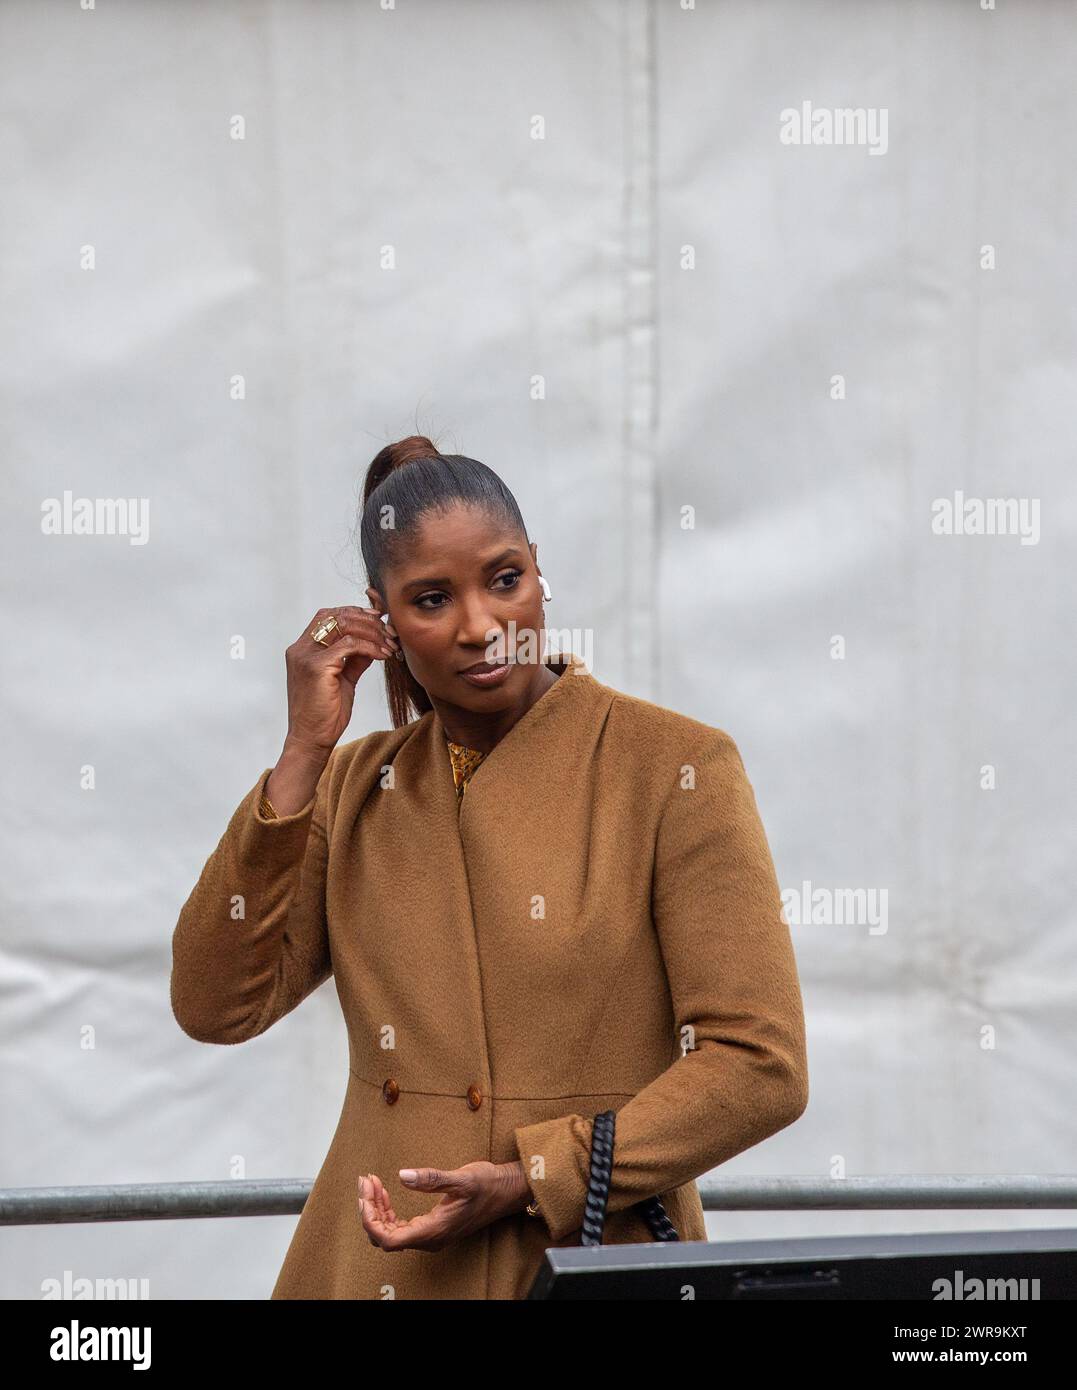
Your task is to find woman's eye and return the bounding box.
[415,571,522,610]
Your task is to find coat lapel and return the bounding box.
[428,654,622,1096]
[337,653,613,1097]
[432,651,608,827]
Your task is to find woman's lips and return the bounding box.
[459,660,513,687]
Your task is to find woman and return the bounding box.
[170,435,809,1301]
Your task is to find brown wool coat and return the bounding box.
[170,652,809,1300]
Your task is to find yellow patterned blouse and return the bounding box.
[444,735,488,797]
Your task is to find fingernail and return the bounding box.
[399,1169,418,1184]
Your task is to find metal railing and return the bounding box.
[3,1176,1077,1226]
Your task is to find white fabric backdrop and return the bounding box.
[2,0,1074,1298]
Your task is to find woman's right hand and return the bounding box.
[282,605,399,759]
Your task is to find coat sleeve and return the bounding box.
[513,729,808,1242]
[170,755,335,1045]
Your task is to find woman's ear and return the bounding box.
[366,585,398,638]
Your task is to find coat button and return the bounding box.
[466,1084,482,1110]
[382,1079,400,1104]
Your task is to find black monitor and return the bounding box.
[526,1227,1077,1299]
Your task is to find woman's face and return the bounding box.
[366,503,547,711]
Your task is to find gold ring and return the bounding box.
[310,614,341,646]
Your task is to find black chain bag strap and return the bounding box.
[580,1109,680,1247]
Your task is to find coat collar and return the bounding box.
[412,650,609,818]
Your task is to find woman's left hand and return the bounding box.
[358,1161,531,1251]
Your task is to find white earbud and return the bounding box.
[538,575,552,602]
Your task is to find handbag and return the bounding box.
[580,1109,680,1246]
